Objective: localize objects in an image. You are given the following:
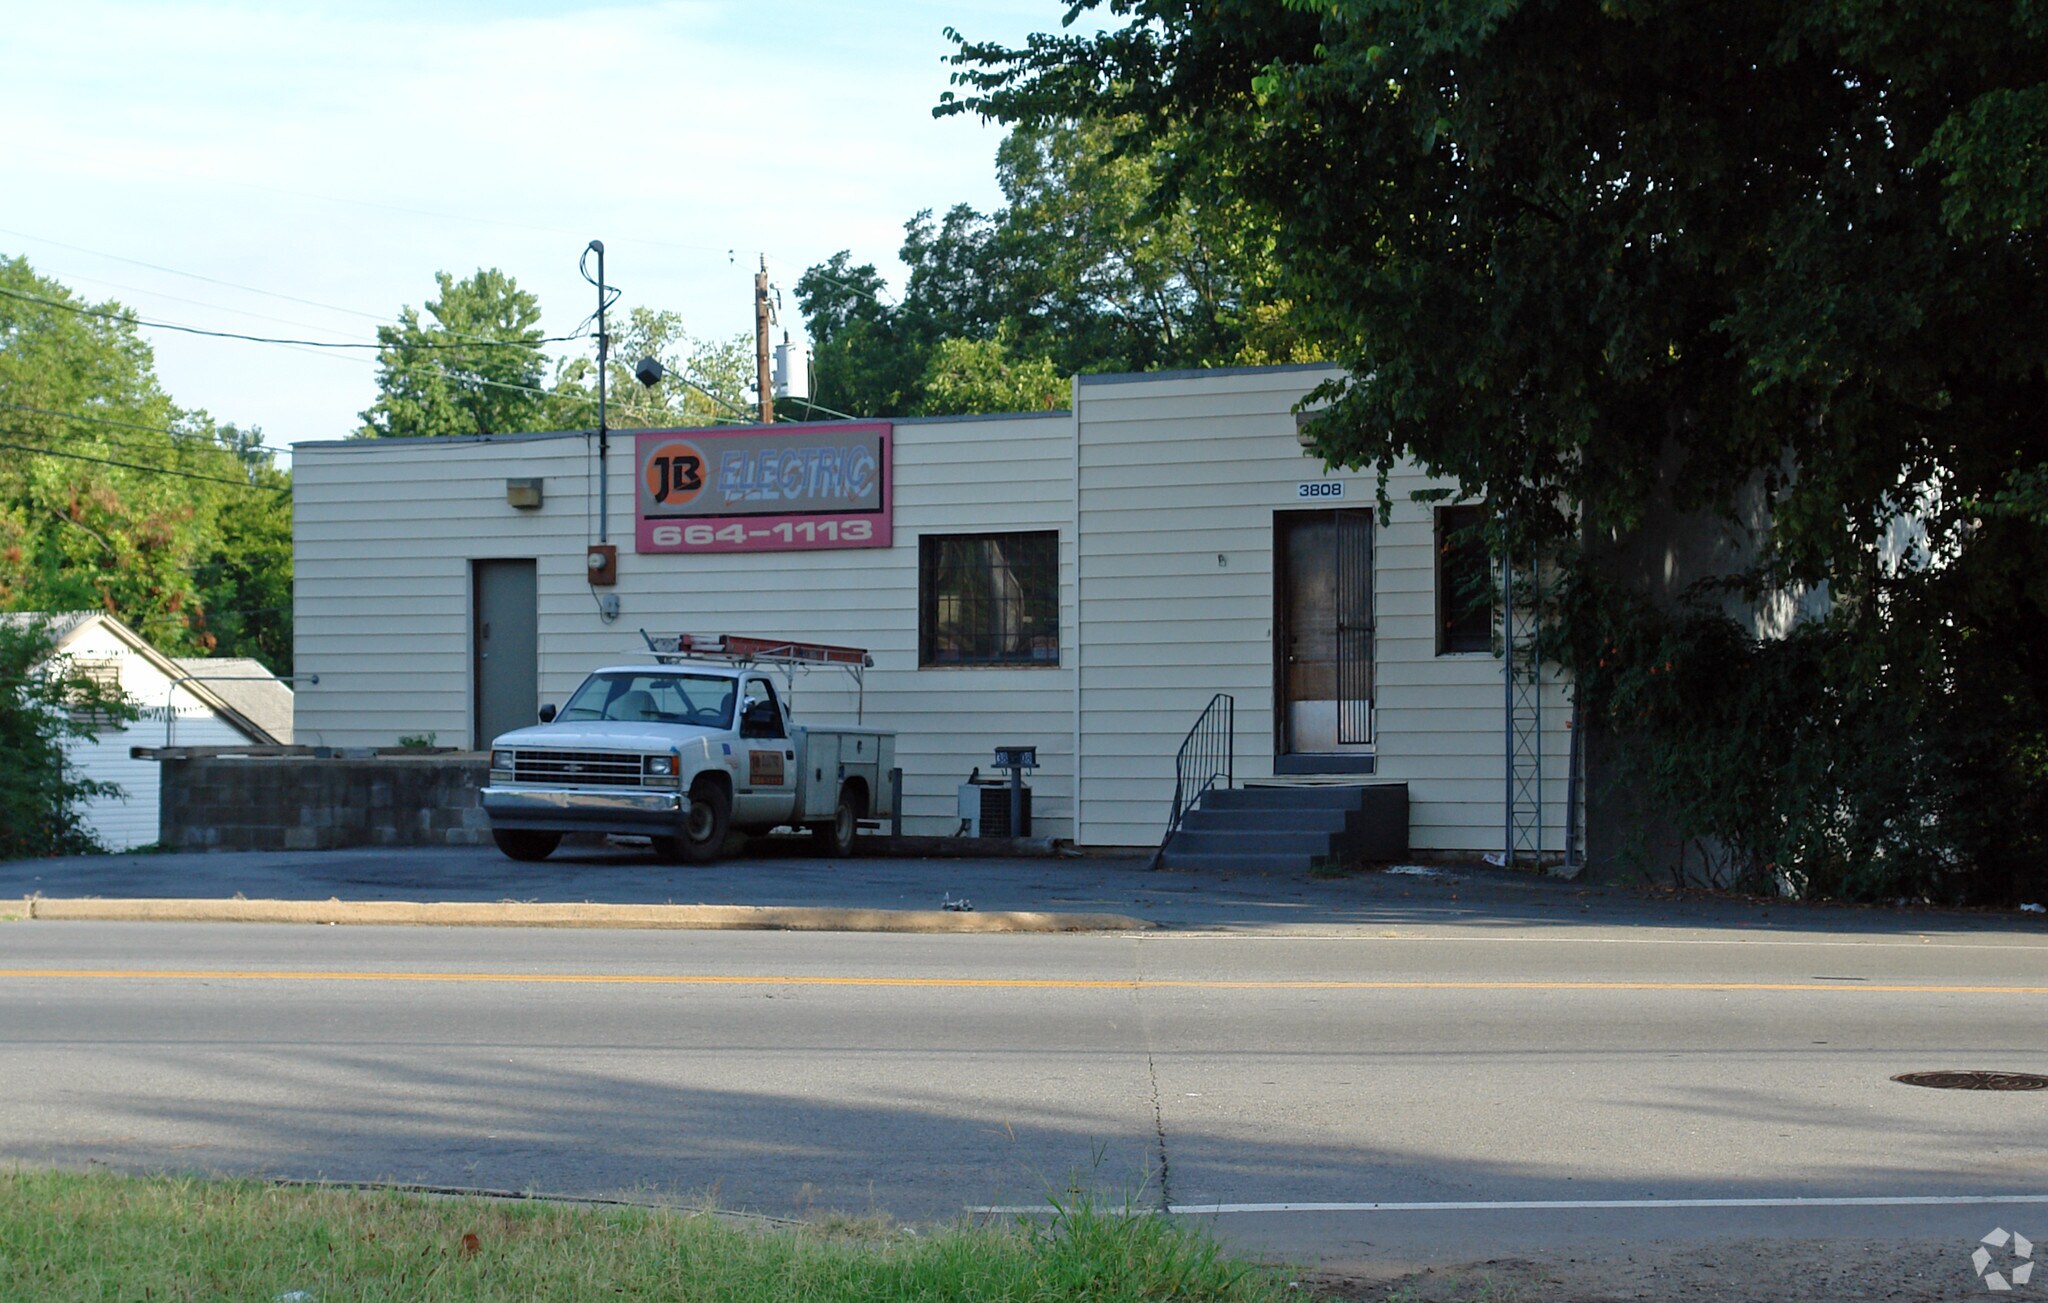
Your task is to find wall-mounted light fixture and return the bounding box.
[506,477,543,509]
[1294,411,1320,449]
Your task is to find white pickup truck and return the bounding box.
[481,637,895,863]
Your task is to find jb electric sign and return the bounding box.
[634,423,892,554]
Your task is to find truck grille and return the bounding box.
[508,749,643,787]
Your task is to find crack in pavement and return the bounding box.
[1144,1049,1172,1212]
[1129,934,1171,1212]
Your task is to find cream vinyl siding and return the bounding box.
[294,416,1078,838]
[1073,367,1334,847]
[1070,366,1574,853]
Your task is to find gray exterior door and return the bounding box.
[1276,509,1374,757]
[472,559,538,749]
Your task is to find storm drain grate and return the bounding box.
[1892,1071,2048,1091]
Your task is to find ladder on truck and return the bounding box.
[639,631,874,720]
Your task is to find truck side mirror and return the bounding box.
[538,703,557,723]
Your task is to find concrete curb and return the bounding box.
[19,897,1151,933]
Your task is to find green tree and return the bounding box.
[358,269,550,438]
[943,1,2048,902]
[191,434,294,674]
[795,254,927,419]
[0,617,136,857]
[0,256,288,665]
[920,333,1067,413]
[545,307,754,430]
[796,114,1315,418]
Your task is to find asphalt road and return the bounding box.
[4,904,2046,1294]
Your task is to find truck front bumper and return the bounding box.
[481,785,687,838]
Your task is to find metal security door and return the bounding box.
[1277,510,1374,756]
[472,559,537,749]
[1335,508,1374,743]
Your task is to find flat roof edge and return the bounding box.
[293,429,594,451]
[1076,361,1342,387]
[890,409,1068,426]
[294,409,1071,450]
[294,364,1341,449]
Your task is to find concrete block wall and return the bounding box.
[160,755,492,850]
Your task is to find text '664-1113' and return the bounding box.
[634,423,893,554]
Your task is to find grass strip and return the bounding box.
[0,1170,1294,1302]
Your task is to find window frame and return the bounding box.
[917,530,1061,668]
[1435,505,1495,656]
[67,657,127,729]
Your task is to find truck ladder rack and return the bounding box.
[639,631,872,720]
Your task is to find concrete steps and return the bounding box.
[1159,782,1408,872]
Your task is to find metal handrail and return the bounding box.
[1150,693,1234,870]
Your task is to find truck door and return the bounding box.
[733,676,797,825]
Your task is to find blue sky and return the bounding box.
[0,0,1068,448]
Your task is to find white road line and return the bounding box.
[973,1194,2048,1216]
[1128,932,2048,951]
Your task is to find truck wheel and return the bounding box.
[679,782,731,863]
[492,829,561,862]
[813,786,859,858]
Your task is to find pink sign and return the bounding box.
[634,422,892,554]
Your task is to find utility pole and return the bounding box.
[754,256,774,425]
[585,239,611,542]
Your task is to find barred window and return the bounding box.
[67,658,127,728]
[1436,506,1495,655]
[918,532,1059,666]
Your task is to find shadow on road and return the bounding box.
[7,1026,2038,1223]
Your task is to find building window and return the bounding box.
[67,657,126,728]
[919,532,1059,666]
[1436,506,1494,655]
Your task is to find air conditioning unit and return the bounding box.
[957,780,1031,837]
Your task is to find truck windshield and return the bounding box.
[559,672,737,727]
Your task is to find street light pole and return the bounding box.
[589,239,610,543]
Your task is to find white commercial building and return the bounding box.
[292,364,1573,855]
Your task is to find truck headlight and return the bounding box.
[491,750,514,771]
[645,755,674,777]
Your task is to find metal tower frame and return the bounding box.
[1502,554,1544,867]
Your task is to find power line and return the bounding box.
[1,239,764,432]
[1,282,750,429]
[0,285,583,351]
[19,421,288,469]
[44,267,389,345]
[5,227,797,403]
[0,402,295,458]
[763,252,897,309]
[0,434,276,490]
[781,395,863,422]
[0,224,392,322]
[1,226,664,350]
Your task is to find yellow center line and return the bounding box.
[0,970,2044,994]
